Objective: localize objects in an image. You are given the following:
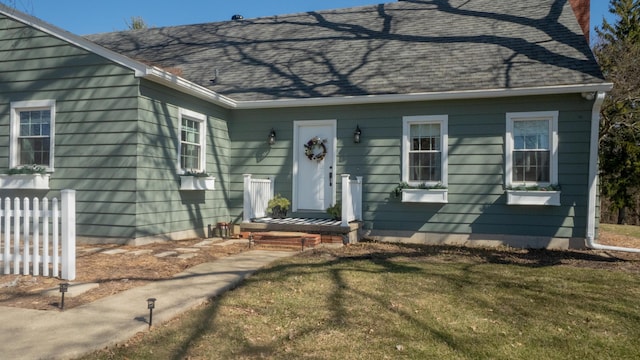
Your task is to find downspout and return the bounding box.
[585,91,640,253]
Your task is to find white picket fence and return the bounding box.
[0,190,76,280]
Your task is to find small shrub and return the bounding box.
[326,203,341,220]
[267,194,290,218]
[5,165,47,175]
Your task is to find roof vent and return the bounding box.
[231,14,244,21]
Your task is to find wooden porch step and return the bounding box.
[239,218,361,244]
[246,231,322,249]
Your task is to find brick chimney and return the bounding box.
[569,0,591,42]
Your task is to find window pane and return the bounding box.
[409,152,441,182]
[512,150,549,183]
[180,117,202,170]
[408,122,442,182]
[181,119,200,144]
[19,138,50,166]
[19,110,50,136]
[513,120,548,150]
[410,123,440,151]
[180,143,200,170]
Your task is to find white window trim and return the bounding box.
[505,111,559,187]
[177,108,207,174]
[402,115,448,187]
[10,100,56,171]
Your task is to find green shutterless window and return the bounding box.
[512,120,550,183]
[408,123,442,182]
[18,109,51,166]
[180,117,201,170]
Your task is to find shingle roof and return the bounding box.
[86,0,605,102]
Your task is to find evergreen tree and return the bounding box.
[594,0,640,224]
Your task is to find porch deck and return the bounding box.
[240,217,361,244]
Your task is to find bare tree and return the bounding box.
[125,16,148,30]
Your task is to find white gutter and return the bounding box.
[145,68,236,108]
[585,92,640,253]
[233,83,614,109]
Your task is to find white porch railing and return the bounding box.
[243,174,274,222]
[341,174,363,226]
[0,189,76,280]
[243,174,362,227]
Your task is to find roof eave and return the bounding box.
[1,5,613,111]
[234,83,614,109]
[145,68,237,108]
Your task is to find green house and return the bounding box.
[0,1,612,248]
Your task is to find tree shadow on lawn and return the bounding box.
[295,242,638,269]
[113,242,640,359]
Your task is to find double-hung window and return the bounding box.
[178,108,207,173]
[10,100,55,170]
[505,111,558,187]
[402,115,448,186]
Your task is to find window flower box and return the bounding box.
[401,188,448,203]
[0,174,50,189]
[180,175,215,190]
[506,190,561,206]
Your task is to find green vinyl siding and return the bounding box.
[229,94,594,240]
[0,13,598,244]
[135,80,231,239]
[0,14,140,239]
[1,15,237,242]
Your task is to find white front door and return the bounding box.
[293,120,336,212]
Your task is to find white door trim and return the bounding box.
[292,119,337,212]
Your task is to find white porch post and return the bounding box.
[243,174,252,223]
[341,174,352,227]
[61,189,76,281]
[355,176,363,221]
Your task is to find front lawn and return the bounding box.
[81,243,640,359]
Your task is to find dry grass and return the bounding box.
[80,242,640,359]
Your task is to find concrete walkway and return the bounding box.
[0,250,293,360]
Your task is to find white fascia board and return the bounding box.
[234,83,613,109]
[145,68,237,108]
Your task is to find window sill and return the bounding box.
[401,189,448,203]
[506,190,560,206]
[180,176,215,191]
[0,174,50,190]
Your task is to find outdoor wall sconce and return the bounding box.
[354,125,362,143]
[147,298,156,329]
[59,282,69,310]
[268,129,276,146]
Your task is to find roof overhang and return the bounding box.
[1,4,613,112]
[231,83,614,109]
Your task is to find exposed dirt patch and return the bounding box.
[0,239,263,310]
[1,231,639,311]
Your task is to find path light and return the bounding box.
[354,125,362,143]
[147,298,156,329]
[59,283,69,310]
[268,129,276,146]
